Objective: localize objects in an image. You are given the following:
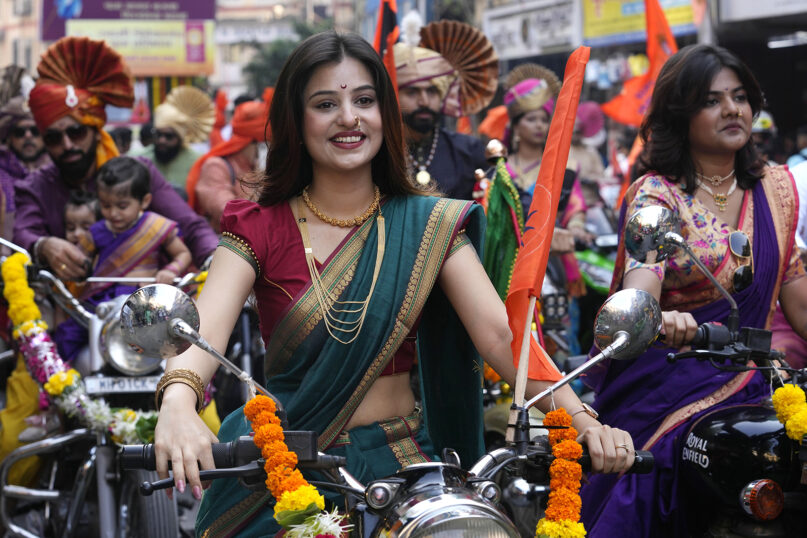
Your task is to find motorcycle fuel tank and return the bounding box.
[680,403,797,507]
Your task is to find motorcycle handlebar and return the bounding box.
[579,450,654,474]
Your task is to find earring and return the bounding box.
[512,132,520,151]
[354,116,361,129]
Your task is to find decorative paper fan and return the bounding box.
[163,86,215,143]
[36,37,133,108]
[419,20,499,115]
[504,63,561,98]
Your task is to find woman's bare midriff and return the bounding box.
[345,372,415,430]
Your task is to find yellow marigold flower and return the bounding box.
[785,407,807,443]
[772,384,806,423]
[273,484,325,514]
[535,518,587,538]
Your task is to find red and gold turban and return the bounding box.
[28,37,134,167]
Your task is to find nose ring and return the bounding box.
[354,116,361,129]
[737,111,743,118]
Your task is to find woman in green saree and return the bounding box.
[152,31,637,537]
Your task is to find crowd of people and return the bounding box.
[0,15,806,538]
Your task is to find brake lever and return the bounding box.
[139,461,264,496]
[666,348,749,364]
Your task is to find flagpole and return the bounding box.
[506,294,536,443]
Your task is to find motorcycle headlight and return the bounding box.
[392,495,519,538]
[100,298,162,375]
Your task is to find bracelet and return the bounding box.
[155,369,205,413]
[163,262,181,275]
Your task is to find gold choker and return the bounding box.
[302,185,380,227]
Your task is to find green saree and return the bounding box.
[197,195,486,537]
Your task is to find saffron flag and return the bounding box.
[601,0,678,127]
[373,0,399,92]
[505,46,590,381]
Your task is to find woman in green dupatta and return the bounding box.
[151,32,638,537]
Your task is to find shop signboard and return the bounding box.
[718,0,807,22]
[42,0,216,41]
[65,19,215,76]
[482,0,580,61]
[582,0,696,47]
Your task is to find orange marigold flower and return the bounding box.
[264,448,298,471]
[548,426,578,445]
[254,423,285,446]
[278,469,308,495]
[244,395,276,422]
[553,439,583,460]
[543,408,573,427]
[550,459,582,483]
[544,488,582,521]
[550,476,581,494]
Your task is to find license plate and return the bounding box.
[84,375,160,395]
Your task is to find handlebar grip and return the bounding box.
[120,444,157,471]
[120,440,253,472]
[631,450,654,474]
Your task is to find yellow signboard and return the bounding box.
[66,20,215,77]
[583,0,695,46]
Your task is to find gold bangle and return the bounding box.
[155,369,205,413]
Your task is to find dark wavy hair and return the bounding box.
[255,31,418,205]
[636,44,766,193]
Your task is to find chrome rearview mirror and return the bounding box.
[624,206,681,263]
[120,284,199,359]
[593,288,662,360]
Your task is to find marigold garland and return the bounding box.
[245,394,350,537]
[1,253,158,445]
[772,384,807,443]
[536,407,586,538]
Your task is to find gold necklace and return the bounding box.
[296,197,385,344]
[696,169,735,187]
[302,185,380,228]
[697,177,737,211]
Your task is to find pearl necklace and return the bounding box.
[696,169,735,187]
[408,128,440,186]
[302,185,380,228]
[697,177,737,211]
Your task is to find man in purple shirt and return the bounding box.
[13,37,217,280]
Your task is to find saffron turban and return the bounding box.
[154,86,215,146]
[28,37,134,167]
[186,99,270,210]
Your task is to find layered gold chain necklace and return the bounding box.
[296,188,385,344]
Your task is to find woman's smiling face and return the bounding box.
[302,57,383,178]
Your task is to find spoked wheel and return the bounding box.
[119,470,179,538]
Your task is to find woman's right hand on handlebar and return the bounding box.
[154,384,218,500]
[40,237,91,281]
[661,310,698,348]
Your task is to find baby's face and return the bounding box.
[65,204,96,245]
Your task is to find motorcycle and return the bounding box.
[624,206,807,537]
[116,283,659,537]
[0,238,202,538]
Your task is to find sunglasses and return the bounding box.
[10,126,40,138]
[729,230,753,293]
[43,124,91,147]
[154,130,178,142]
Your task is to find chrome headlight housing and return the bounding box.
[99,296,162,375]
[391,493,518,537]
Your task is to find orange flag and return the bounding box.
[505,46,590,381]
[478,105,508,142]
[373,0,399,94]
[601,0,678,127]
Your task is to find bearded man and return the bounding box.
[133,86,214,194]
[13,37,217,281]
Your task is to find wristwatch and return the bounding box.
[570,403,599,420]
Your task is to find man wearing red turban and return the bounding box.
[187,98,270,232]
[13,37,218,280]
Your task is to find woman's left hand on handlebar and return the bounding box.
[661,310,698,348]
[577,422,636,474]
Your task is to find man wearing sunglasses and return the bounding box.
[11,37,218,282]
[132,86,214,198]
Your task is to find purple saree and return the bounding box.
[581,173,794,537]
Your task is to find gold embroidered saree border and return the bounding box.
[201,491,272,538]
[449,231,470,256]
[263,217,373,376]
[641,370,755,451]
[219,232,260,276]
[318,198,467,450]
[380,412,429,467]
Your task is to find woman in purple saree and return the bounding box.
[580,45,807,537]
